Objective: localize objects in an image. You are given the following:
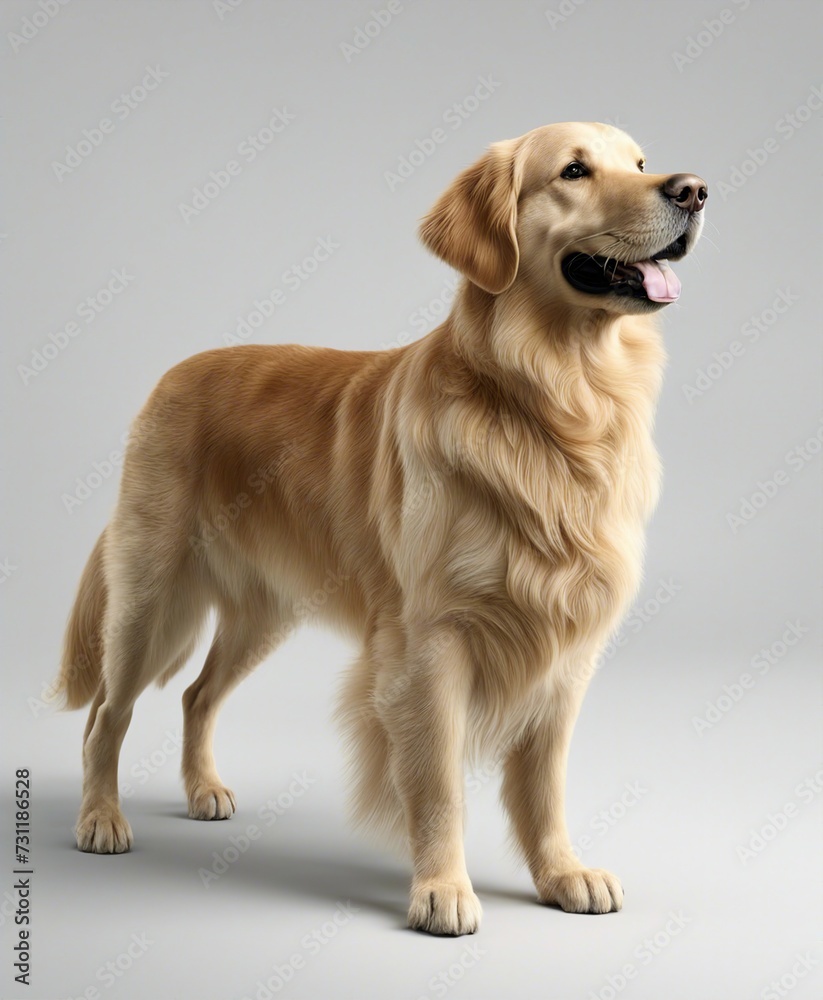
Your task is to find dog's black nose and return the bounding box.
[662,173,708,213]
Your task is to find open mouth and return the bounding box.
[561,234,687,303]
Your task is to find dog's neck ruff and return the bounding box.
[443,278,666,450]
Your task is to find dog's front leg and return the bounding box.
[383,624,482,936]
[502,679,623,914]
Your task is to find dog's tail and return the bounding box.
[55,528,109,710]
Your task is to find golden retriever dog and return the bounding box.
[56,122,705,936]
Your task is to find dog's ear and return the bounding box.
[419,140,523,295]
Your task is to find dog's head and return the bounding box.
[419,122,706,315]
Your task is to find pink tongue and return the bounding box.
[633,259,681,302]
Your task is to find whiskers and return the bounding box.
[693,218,720,256]
[553,230,616,260]
[557,232,631,274]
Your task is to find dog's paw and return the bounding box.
[408,881,482,936]
[76,805,133,854]
[537,866,623,914]
[187,783,236,820]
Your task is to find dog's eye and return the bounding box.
[560,161,588,180]
[638,159,645,172]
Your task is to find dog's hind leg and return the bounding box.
[182,594,291,820]
[76,554,210,854]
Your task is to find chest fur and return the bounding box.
[394,316,664,639]
[451,407,658,613]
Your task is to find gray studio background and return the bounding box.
[1,1,821,998]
